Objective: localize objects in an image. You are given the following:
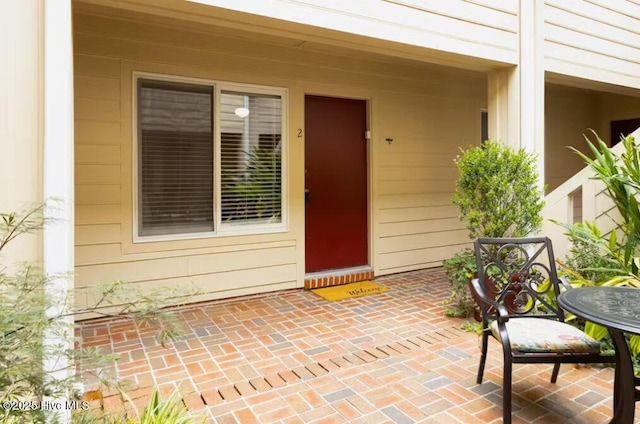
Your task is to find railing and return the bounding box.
[541,128,640,260]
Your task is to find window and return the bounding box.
[135,75,285,240]
[481,110,488,144]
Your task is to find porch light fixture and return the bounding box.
[234,107,250,118]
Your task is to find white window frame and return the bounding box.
[132,72,288,243]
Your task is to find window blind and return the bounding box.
[220,91,282,226]
[138,79,214,236]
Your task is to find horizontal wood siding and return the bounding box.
[186,0,518,64]
[544,0,640,89]
[375,93,479,274]
[73,12,486,302]
[545,85,599,191]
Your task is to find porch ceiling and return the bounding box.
[73,0,506,74]
[546,71,640,98]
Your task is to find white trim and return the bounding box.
[43,1,74,422]
[519,0,545,189]
[214,83,222,232]
[132,71,289,243]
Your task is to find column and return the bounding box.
[0,1,44,264]
[488,1,545,189]
[519,0,545,189]
[43,0,74,422]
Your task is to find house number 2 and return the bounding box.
[297,129,303,138]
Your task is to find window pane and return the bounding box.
[138,79,214,236]
[220,91,282,226]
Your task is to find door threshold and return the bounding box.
[304,266,373,289]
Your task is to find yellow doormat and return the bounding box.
[312,281,389,301]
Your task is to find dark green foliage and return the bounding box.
[443,141,545,318]
[222,146,282,223]
[568,132,640,277]
[554,132,640,370]
[563,225,620,283]
[442,249,476,318]
[452,141,544,238]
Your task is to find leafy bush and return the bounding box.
[443,141,545,318]
[568,132,640,277]
[563,224,619,283]
[452,140,544,239]
[554,132,640,367]
[442,249,476,318]
[0,204,199,423]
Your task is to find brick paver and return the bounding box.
[80,268,640,423]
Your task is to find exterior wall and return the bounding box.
[544,0,640,90]
[545,87,640,193]
[545,84,598,191]
[0,2,43,265]
[73,12,486,303]
[165,0,519,65]
[595,93,640,145]
[541,130,636,261]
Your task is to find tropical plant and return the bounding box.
[569,131,640,276]
[0,203,199,423]
[443,141,545,318]
[75,389,206,424]
[222,145,282,223]
[563,226,619,283]
[553,132,640,364]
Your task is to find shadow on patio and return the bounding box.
[80,269,639,423]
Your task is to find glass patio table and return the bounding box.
[557,286,640,424]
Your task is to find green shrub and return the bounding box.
[452,141,544,239]
[443,141,545,318]
[0,204,199,423]
[442,249,476,318]
[553,132,640,369]
[563,227,619,283]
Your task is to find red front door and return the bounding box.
[304,95,368,273]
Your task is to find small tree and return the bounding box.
[443,141,545,318]
[452,140,544,238]
[0,203,200,423]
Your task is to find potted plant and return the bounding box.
[443,140,545,319]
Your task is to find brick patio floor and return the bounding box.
[80,268,640,423]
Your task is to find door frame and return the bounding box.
[302,91,373,276]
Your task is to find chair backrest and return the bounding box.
[474,237,564,323]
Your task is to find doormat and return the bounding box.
[312,281,389,301]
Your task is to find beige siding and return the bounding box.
[1,2,44,265]
[544,0,640,89]
[595,93,640,145]
[375,93,479,273]
[544,85,640,192]
[135,0,518,65]
[545,84,599,191]
[73,12,486,302]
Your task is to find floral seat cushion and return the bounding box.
[489,317,601,354]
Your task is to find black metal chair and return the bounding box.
[472,237,616,424]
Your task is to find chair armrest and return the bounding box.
[558,276,573,291]
[471,278,510,323]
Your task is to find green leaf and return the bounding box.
[630,335,640,357]
[584,321,609,341]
